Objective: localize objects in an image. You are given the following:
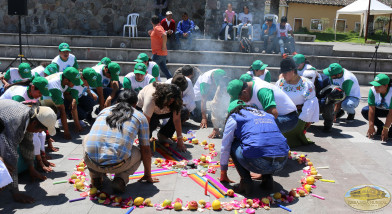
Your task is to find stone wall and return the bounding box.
[0,0,264,37]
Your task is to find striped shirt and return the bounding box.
[83,105,150,165]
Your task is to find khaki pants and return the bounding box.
[84,146,142,184]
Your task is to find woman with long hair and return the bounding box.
[83,89,158,193]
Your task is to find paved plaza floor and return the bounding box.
[2,85,392,214]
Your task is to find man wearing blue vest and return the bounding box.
[219,100,289,194]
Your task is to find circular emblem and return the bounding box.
[138,65,143,70]
[24,69,29,73]
[375,77,380,81]
[116,71,120,75]
[63,45,67,48]
[76,73,81,79]
[344,185,391,211]
[92,76,97,81]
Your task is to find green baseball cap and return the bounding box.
[293,54,305,65]
[44,63,58,76]
[227,79,245,102]
[63,67,83,86]
[59,43,71,52]
[135,53,149,63]
[240,73,253,82]
[98,57,112,66]
[134,62,147,75]
[108,62,120,81]
[370,73,390,87]
[228,99,246,113]
[323,63,343,76]
[251,60,268,70]
[82,67,99,87]
[18,63,32,79]
[32,76,51,96]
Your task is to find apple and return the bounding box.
[261,197,270,205]
[192,139,199,144]
[79,162,85,167]
[200,155,207,162]
[144,198,152,206]
[77,167,85,172]
[212,200,221,210]
[71,174,77,179]
[174,202,182,211]
[89,187,97,195]
[304,184,312,193]
[227,189,235,197]
[75,181,84,189]
[198,199,206,207]
[99,193,107,199]
[114,196,122,203]
[134,197,144,206]
[299,189,306,197]
[201,140,207,145]
[246,199,253,206]
[162,199,172,207]
[306,176,315,185]
[273,192,282,200]
[188,201,198,210]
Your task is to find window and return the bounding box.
[334,19,346,32]
[310,19,323,31]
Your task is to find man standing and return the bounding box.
[149,15,172,79]
[175,12,195,50]
[52,43,79,72]
[160,11,176,49]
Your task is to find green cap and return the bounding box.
[63,67,83,86]
[44,63,58,76]
[251,60,268,70]
[227,79,245,102]
[323,63,343,76]
[134,62,147,75]
[108,62,120,81]
[228,99,246,113]
[212,69,226,85]
[135,53,149,63]
[370,73,390,87]
[18,63,32,79]
[240,73,253,82]
[293,54,305,65]
[98,57,112,66]
[32,76,51,96]
[59,43,71,52]
[82,67,99,87]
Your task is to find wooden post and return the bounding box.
[365,0,371,42]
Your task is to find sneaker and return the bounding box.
[346,113,355,122]
[260,174,274,191]
[282,53,288,59]
[112,177,126,193]
[336,109,345,119]
[262,50,266,54]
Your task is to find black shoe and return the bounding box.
[346,113,355,122]
[112,177,126,193]
[260,174,274,191]
[91,177,103,190]
[336,109,345,119]
[233,179,252,195]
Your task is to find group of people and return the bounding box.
[1,14,390,204]
[160,11,196,50]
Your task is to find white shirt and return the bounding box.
[52,54,76,72]
[331,69,361,99]
[238,13,253,24]
[7,68,29,84]
[31,65,45,77]
[92,64,111,87]
[275,77,320,122]
[0,85,35,101]
[147,61,161,81]
[194,69,217,101]
[166,18,171,27]
[125,73,156,93]
[165,76,196,112]
[277,23,293,38]
[298,64,318,84]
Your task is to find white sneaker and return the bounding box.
[262,50,266,54]
[57,119,62,128]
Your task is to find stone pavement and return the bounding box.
[2,85,392,213]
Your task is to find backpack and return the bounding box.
[239,37,253,53]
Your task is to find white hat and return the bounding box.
[35,106,57,136]
[166,11,172,15]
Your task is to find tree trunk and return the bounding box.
[270,0,280,16]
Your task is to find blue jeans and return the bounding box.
[237,23,252,37]
[361,106,389,130]
[341,96,360,114]
[219,23,233,40]
[276,36,296,54]
[230,139,288,182]
[275,111,299,133]
[262,35,275,53]
[0,87,4,96]
[152,54,172,79]
[175,32,193,49]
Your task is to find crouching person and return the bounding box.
[219,100,289,195]
[83,90,159,193]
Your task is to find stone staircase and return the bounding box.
[0,33,391,84]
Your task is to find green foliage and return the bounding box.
[294,27,309,34]
[309,30,390,43]
[375,16,390,25]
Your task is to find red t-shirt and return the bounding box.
[150,25,167,56]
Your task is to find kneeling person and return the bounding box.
[124,63,156,93]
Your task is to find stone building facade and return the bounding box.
[0,0,265,38]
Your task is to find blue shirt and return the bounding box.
[177,19,195,35]
[83,105,150,165]
[261,23,277,36]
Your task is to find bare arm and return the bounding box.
[200,95,208,128]
[162,34,167,51]
[71,99,83,132]
[96,87,105,110]
[266,107,278,119]
[57,105,71,139]
[105,81,119,108]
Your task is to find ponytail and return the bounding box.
[106,89,138,132]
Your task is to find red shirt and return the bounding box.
[160,18,176,33]
[150,25,167,56]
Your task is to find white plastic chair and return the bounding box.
[123,13,139,37]
[233,13,254,41]
[264,14,278,24]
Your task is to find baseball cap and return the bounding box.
[240,73,253,82]
[34,106,57,136]
[44,63,58,76]
[280,58,296,73]
[134,62,147,75]
[108,62,121,81]
[323,63,343,76]
[98,57,112,66]
[166,11,173,15]
[63,67,83,86]
[134,53,149,63]
[32,75,51,96]
[293,54,305,65]
[58,43,71,52]
[82,67,99,87]
[228,99,246,113]
[252,60,268,71]
[227,79,245,102]
[370,73,390,87]
[18,63,32,79]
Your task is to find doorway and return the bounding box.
[294,18,303,32]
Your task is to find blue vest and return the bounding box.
[233,108,289,158]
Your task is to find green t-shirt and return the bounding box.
[200,82,211,96]
[257,88,276,111]
[49,88,79,105]
[264,71,271,83]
